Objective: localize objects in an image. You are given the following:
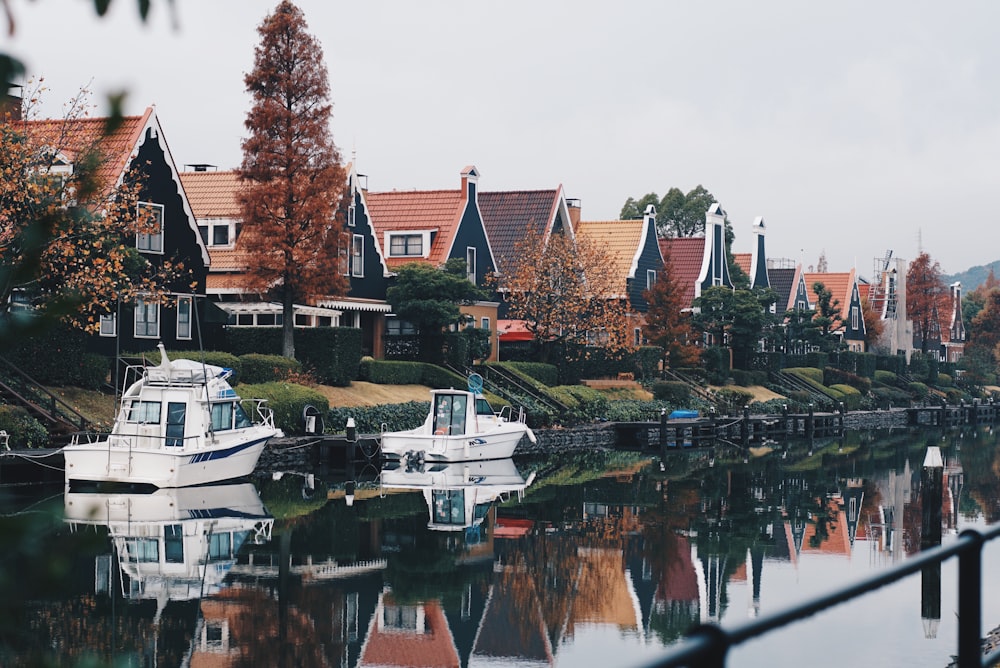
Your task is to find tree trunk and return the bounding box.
[282,293,295,359]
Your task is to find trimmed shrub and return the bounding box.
[937,373,953,387]
[0,405,49,449]
[715,387,756,413]
[824,367,872,393]
[702,346,730,384]
[328,401,429,435]
[830,384,862,410]
[238,382,329,436]
[652,381,691,404]
[239,354,303,384]
[554,385,610,420]
[908,381,930,400]
[633,346,663,380]
[502,362,558,387]
[296,327,362,386]
[872,385,911,408]
[5,325,109,388]
[874,369,898,385]
[360,359,424,384]
[785,367,824,384]
[732,369,768,387]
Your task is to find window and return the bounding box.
[210,403,233,432]
[126,400,161,424]
[9,289,30,312]
[389,233,423,257]
[123,538,158,563]
[481,316,489,330]
[135,296,159,338]
[466,247,476,283]
[177,296,192,340]
[431,489,466,525]
[166,402,186,447]
[136,202,164,253]
[347,204,356,227]
[164,524,184,563]
[212,225,229,246]
[851,306,859,330]
[99,314,117,337]
[198,225,209,244]
[634,327,642,347]
[386,318,417,335]
[647,270,656,290]
[351,234,364,277]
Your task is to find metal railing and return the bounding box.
[640,525,1000,668]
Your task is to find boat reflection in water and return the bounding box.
[63,483,274,606]
[379,457,535,534]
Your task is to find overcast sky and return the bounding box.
[7,0,1000,278]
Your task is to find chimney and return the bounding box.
[460,165,479,201]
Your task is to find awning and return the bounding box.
[315,298,392,313]
[498,319,534,342]
[215,301,342,318]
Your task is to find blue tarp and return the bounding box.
[668,410,699,420]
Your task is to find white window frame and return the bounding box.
[351,234,364,277]
[385,230,431,258]
[851,305,859,330]
[466,247,477,284]
[481,316,489,330]
[177,296,193,340]
[99,313,117,337]
[647,269,656,290]
[136,201,164,254]
[135,296,160,339]
[347,204,356,227]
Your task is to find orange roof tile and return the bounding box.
[659,237,707,309]
[365,189,464,269]
[804,270,855,322]
[20,108,153,194]
[360,599,460,667]
[576,219,644,295]
[734,252,752,277]
[179,170,242,219]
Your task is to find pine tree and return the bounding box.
[238,1,347,358]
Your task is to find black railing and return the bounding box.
[640,525,1000,668]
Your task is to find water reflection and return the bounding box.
[7,428,1000,667]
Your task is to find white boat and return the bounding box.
[64,344,282,488]
[379,457,535,532]
[379,383,535,463]
[63,483,273,603]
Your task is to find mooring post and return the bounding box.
[838,401,845,434]
[807,403,815,438]
[346,417,357,462]
[922,446,943,549]
[782,403,789,434]
[742,405,750,447]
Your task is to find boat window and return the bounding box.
[123,538,158,562]
[211,403,234,431]
[433,395,467,435]
[164,524,184,563]
[208,532,232,560]
[166,402,186,447]
[234,402,252,429]
[475,398,494,416]
[126,401,161,424]
[432,489,466,525]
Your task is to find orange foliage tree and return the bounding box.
[238,1,348,358]
[490,227,633,363]
[906,251,946,354]
[0,86,184,335]
[642,248,700,369]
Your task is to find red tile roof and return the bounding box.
[804,270,855,323]
[733,252,752,277]
[576,219,645,295]
[365,189,464,269]
[479,189,559,275]
[179,170,242,218]
[659,237,706,309]
[360,599,460,667]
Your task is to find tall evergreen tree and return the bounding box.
[238,1,347,358]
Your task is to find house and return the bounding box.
[768,261,810,314]
[802,268,867,351]
[364,166,501,361]
[910,279,966,363]
[657,202,734,312]
[23,107,211,355]
[868,256,914,360]
[574,204,664,347]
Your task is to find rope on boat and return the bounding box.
[269,438,322,452]
[0,450,66,472]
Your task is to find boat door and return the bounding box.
[433,394,468,436]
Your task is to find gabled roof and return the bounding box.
[179,169,241,219]
[365,189,465,269]
[733,252,752,277]
[576,218,645,296]
[769,267,797,311]
[804,269,856,323]
[659,237,706,309]
[479,188,562,275]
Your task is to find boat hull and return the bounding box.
[380,425,528,462]
[64,433,271,488]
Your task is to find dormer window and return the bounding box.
[348,204,356,227]
[386,231,431,258]
[137,202,164,253]
[466,247,476,283]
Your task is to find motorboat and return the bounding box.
[379,457,535,532]
[63,483,273,604]
[64,344,281,488]
[379,378,535,463]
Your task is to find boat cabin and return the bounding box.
[431,390,497,436]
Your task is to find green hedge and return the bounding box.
[499,362,558,387]
[239,353,302,384]
[715,387,756,413]
[786,367,824,384]
[0,405,49,449]
[224,327,361,386]
[238,382,329,436]
[937,373,953,387]
[5,326,108,388]
[874,369,898,385]
[829,384,861,410]
[358,359,467,391]
[824,367,872,393]
[328,401,429,435]
[633,346,663,380]
[652,381,691,403]
[732,369,768,387]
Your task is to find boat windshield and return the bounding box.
[475,397,493,416]
[431,489,466,525]
[433,395,467,435]
[125,400,161,424]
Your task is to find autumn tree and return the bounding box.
[491,227,633,364]
[811,281,843,350]
[906,252,947,354]
[238,1,347,358]
[0,87,184,336]
[385,259,489,363]
[860,293,885,349]
[642,253,700,369]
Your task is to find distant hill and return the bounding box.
[943,261,1000,291]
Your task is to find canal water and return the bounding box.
[2,426,1000,667]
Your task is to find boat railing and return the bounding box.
[70,431,204,450]
[253,399,277,429]
[496,405,528,424]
